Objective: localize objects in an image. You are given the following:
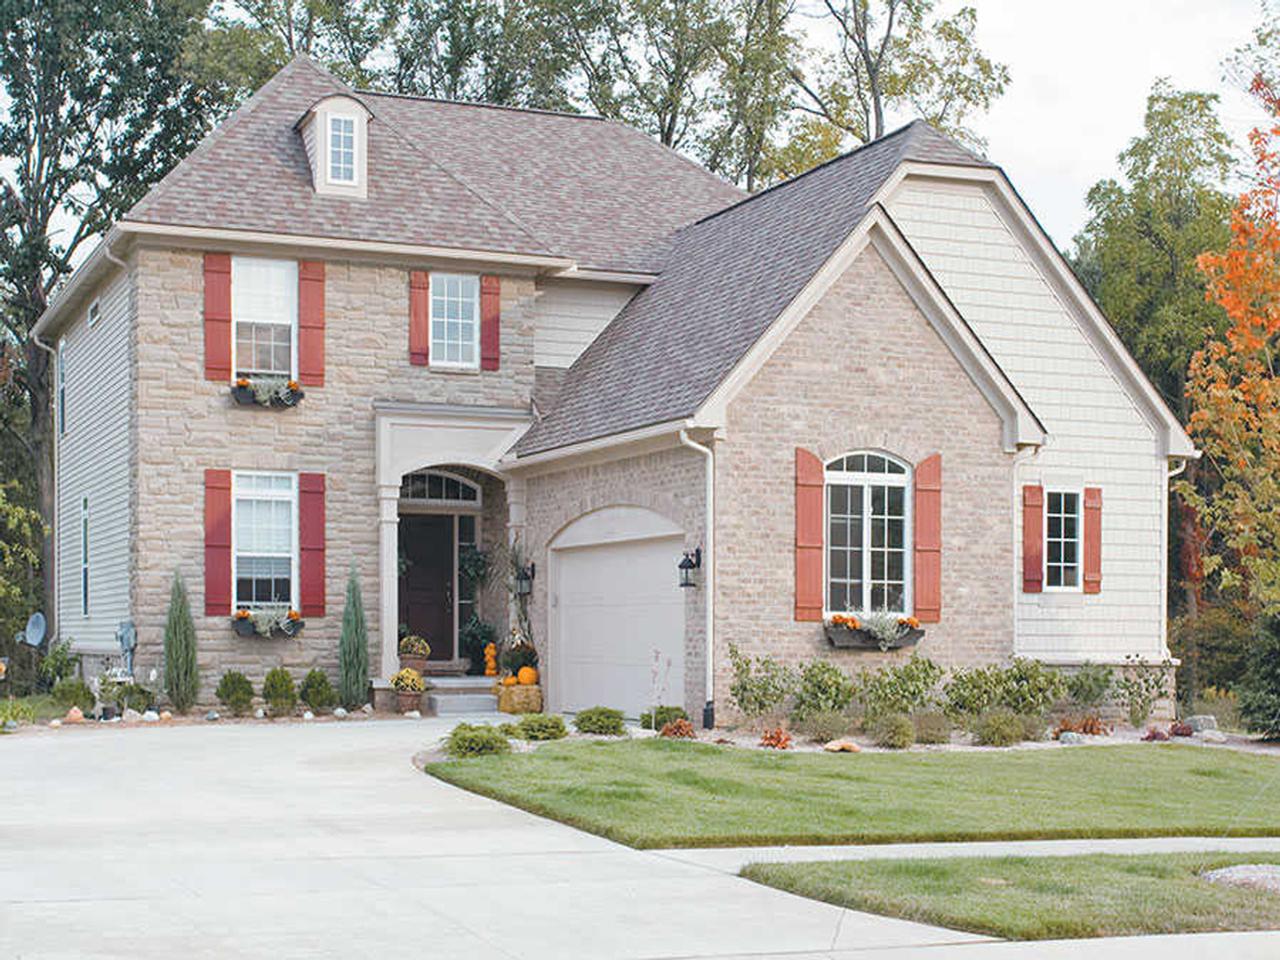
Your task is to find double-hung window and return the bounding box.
[825,452,912,615]
[430,273,480,369]
[329,116,356,184]
[1045,490,1081,589]
[232,257,297,380]
[233,472,297,609]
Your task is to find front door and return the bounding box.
[398,515,454,660]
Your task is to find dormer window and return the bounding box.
[329,116,356,184]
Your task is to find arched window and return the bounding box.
[398,470,481,508]
[825,452,912,614]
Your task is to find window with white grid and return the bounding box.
[232,257,296,379]
[825,453,911,615]
[429,273,480,369]
[234,472,297,609]
[329,116,355,183]
[1046,490,1081,589]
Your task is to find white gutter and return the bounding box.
[678,429,715,729]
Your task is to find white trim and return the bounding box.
[875,161,1197,460]
[693,209,1045,453]
[427,272,481,371]
[1043,486,1083,594]
[553,266,659,285]
[231,470,299,612]
[326,113,358,186]
[398,468,483,512]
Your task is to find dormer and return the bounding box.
[296,94,372,200]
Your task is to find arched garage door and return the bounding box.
[550,506,686,717]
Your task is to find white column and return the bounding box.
[378,484,401,680]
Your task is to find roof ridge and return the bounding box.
[359,88,606,122]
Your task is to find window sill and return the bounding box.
[426,364,482,376]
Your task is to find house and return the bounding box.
[34,57,1195,722]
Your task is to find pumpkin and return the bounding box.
[517,666,539,686]
[501,675,519,687]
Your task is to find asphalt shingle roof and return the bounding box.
[516,121,992,455]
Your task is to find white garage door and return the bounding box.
[554,531,686,717]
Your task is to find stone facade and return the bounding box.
[713,244,1017,719]
[129,246,535,699]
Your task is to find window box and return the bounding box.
[231,378,304,408]
[824,615,924,651]
[231,608,304,639]
[232,612,257,637]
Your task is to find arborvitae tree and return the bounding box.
[339,564,369,709]
[163,573,199,713]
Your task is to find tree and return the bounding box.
[792,0,1008,159]
[339,564,369,708]
[0,0,220,626]
[163,573,200,712]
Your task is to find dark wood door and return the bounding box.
[398,515,454,660]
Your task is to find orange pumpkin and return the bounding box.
[501,675,519,687]
[517,666,539,686]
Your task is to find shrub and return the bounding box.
[0,699,36,724]
[459,616,496,675]
[163,573,199,713]
[262,667,297,717]
[446,722,511,758]
[855,655,943,719]
[517,713,567,741]
[942,665,1006,718]
[115,683,154,713]
[1054,714,1110,738]
[728,644,797,719]
[1000,659,1066,715]
[794,709,855,743]
[299,669,337,712]
[1115,655,1170,728]
[660,718,697,739]
[912,710,951,744]
[973,708,1024,747]
[398,635,431,658]
[52,678,94,713]
[574,706,626,736]
[1169,601,1254,703]
[1239,617,1280,737]
[759,726,792,749]
[870,712,914,749]
[338,564,370,709]
[497,722,521,737]
[791,660,854,722]
[499,639,538,674]
[1065,662,1114,710]
[1020,714,1048,742]
[215,671,255,716]
[639,705,689,731]
[38,638,80,687]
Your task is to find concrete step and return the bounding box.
[428,693,499,715]
[427,676,497,694]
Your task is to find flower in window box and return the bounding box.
[235,377,250,388]
[898,616,921,630]
[287,609,301,621]
[828,613,861,630]
[231,609,257,637]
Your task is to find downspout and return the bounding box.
[678,429,715,729]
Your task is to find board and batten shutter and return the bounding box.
[1022,484,1044,593]
[480,275,500,370]
[409,271,430,366]
[203,254,232,381]
[299,473,326,617]
[1083,486,1102,594]
[204,469,232,616]
[794,448,824,621]
[913,453,942,622]
[298,260,325,386]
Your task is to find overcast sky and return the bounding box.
[803,0,1266,250]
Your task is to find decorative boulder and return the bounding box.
[403,709,422,720]
[64,706,85,724]
[361,703,374,715]
[1187,715,1218,732]
[823,739,861,753]
[142,710,160,723]
[159,710,172,722]
[303,711,315,721]
[1058,731,1086,745]
[2,720,18,734]
[49,719,62,728]
[1198,729,1227,743]
[333,707,348,719]
[205,710,220,722]
[122,708,143,724]
[254,708,266,719]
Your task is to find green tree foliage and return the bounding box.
[1238,617,1280,737]
[163,573,199,713]
[338,564,369,708]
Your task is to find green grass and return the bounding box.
[741,853,1280,939]
[427,739,1280,848]
[0,694,62,724]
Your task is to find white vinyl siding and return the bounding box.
[887,179,1166,661]
[56,267,133,650]
[534,279,639,368]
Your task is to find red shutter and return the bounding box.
[1083,487,1102,594]
[204,469,232,616]
[409,271,430,366]
[299,473,326,618]
[1022,484,1044,593]
[298,260,325,386]
[203,254,232,381]
[913,453,942,623]
[795,448,824,622]
[480,275,500,371]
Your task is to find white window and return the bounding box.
[57,340,67,436]
[329,116,356,184]
[86,299,101,329]
[430,273,480,369]
[1046,490,1081,590]
[80,497,89,617]
[232,257,297,380]
[233,472,297,609]
[825,452,912,615]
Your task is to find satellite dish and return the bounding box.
[22,612,46,648]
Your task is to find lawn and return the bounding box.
[740,853,1280,939]
[427,739,1280,848]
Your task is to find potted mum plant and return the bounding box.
[232,608,256,637]
[230,376,305,408]
[398,634,431,674]
[824,612,924,651]
[390,667,425,713]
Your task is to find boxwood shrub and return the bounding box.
[574,706,626,736]
[446,722,511,758]
[215,670,255,716]
[262,667,297,717]
[517,713,568,741]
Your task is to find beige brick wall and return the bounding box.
[129,247,534,700]
[714,244,1017,718]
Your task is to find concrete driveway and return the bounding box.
[2,717,980,960]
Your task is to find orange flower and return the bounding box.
[234,609,252,620]
[829,613,860,630]
[287,380,300,391]
[235,377,250,387]
[287,609,301,621]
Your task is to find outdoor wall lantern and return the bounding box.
[515,562,536,597]
[678,547,702,588]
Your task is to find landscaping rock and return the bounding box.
[303,711,315,721]
[1187,715,1218,732]
[361,703,374,715]
[403,710,422,720]
[332,707,348,719]
[122,708,143,724]
[159,710,172,722]
[49,719,61,728]
[2,720,18,734]
[254,708,266,719]
[205,710,220,722]
[142,710,160,723]
[63,706,84,724]
[1198,729,1227,744]
[823,739,861,753]
[1058,731,1086,745]
[1202,864,1280,893]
